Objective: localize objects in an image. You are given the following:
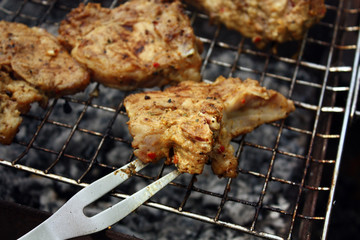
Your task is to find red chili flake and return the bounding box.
[242,98,246,104]
[153,62,160,68]
[147,152,157,160]
[253,36,262,43]
[173,155,179,164]
[220,7,225,13]
[218,145,225,153]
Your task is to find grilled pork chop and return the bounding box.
[184,0,326,47]
[124,76,295,178]
[0,21,90,144]
[58,0,203,90]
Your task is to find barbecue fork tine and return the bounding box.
[19,159,181,240]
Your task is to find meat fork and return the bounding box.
[19,159,181,240]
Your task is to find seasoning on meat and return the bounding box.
[58,0,203,90]
[0,21,90,145]
[184,0,326,47]
[0,21,89,97]
[0,70,46,145]
[124,76,295,178]
[0,93,22,145]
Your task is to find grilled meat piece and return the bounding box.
[0,21,90,144]
[0,93,22,145]
[0,21,90,97]
[58,0,203,90]
[124,76,295,177]
[0,70,47,144]
[184,0,326,47]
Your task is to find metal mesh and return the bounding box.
[0,0,359,239]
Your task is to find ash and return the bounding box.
[0,1,316,239]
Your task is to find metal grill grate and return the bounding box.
[1,0,359,239]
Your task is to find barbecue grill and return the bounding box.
[1,0,359,239]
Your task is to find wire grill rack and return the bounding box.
[1,0,359,239]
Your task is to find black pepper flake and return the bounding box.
[122,24,133,32]
[144,95,151,100]
[135,45,144,55]
[167,98,172,103]
[5,90,12,97]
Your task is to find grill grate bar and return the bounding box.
[5,0,27,22]
[79,97,136,183]
[214,178,233,221]
[249,61,287,234]
[321,1,360,238]
[44,94,96,174]
[12,99,57,165]
[200,25,221,77]
[200,32,355,72]
[178,174,196,211]
[288,0,345,239]
[228,39,245,78]
[143,199,285,240]
[35,0,57,25]
[76,89,125,183]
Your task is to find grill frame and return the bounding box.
[1,0,359,239]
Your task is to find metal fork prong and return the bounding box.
[18,159,148,240]
[69,158,148,207]
[78,169,181,238]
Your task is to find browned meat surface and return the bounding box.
[124,76,295,178]
[0,93,22,145]
[58,0,203,90]
[0,21,90,97]
[184,0,326,47]
[0,21,90,144]
[0,71,47,144]
[58,3,113,51]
